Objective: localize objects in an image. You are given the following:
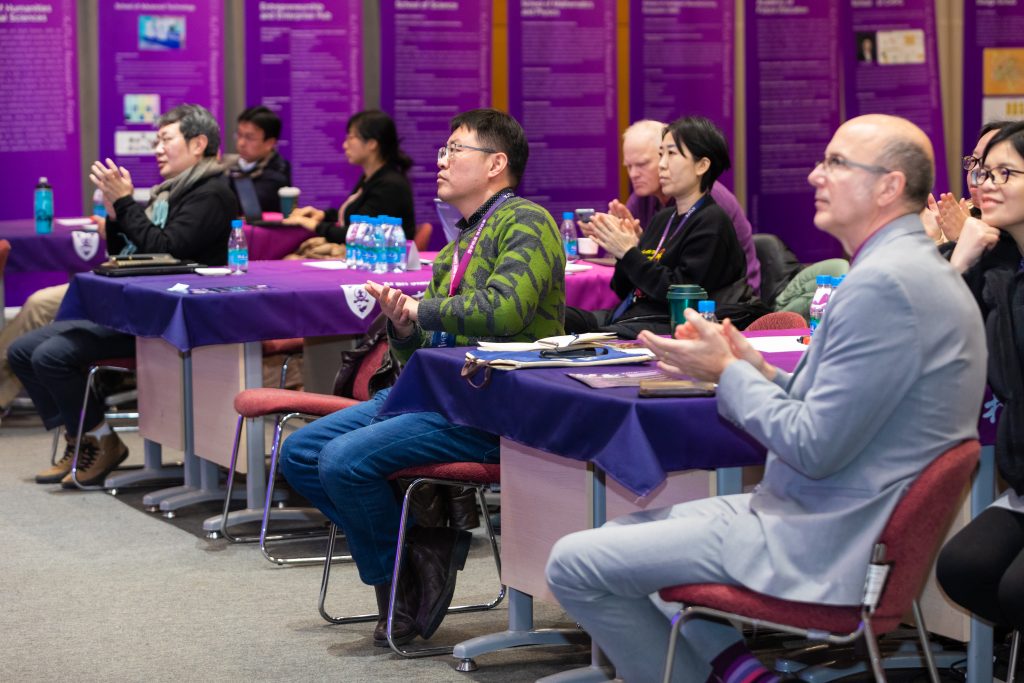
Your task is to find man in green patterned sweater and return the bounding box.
[279,109,564,648]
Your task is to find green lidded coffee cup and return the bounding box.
[667,284,707,330]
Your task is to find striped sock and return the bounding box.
[711,641,779,683]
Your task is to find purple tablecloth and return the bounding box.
[564,262,619,311]
[57,260,434,351]
[0,219,106,305]
[379,333,806,496]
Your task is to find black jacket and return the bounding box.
[317,165,416,242]
[230,150,292,213]
[608,196,766,334]
[108,174,238,266]
[964,233,1024,495]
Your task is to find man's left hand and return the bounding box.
[365,281,418,338]
[637,309,737,382]
[89,158,134,204]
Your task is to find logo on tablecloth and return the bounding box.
[341,284,375,319]
[72,230,100,261]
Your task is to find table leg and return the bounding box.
[715,466,743,496]
[966,444,995,683]
[104,438,182,490]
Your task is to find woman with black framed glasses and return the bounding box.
[937,120,1024,635]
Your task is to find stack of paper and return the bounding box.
[476,332,618,353]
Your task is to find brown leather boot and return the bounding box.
[35,433,75,484]
[408,525,472,639]
[61,432,129,488]
[372,575,419,647]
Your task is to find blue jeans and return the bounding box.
[7,320,136,433]
[279,387,499,585]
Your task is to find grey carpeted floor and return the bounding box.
[0,414,590,682]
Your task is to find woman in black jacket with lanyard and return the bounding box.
[937,120,1024,633]
[565,116,765,338]
[285,110,416,246]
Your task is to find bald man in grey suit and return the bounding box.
[545,115,988,683]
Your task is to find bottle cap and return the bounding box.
[816,275,831,285]
[562,212,574,220]
[231,219,243,228]
[831,275,846,287]
[698,300,716,313]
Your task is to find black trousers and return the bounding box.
[936,506,1024,628]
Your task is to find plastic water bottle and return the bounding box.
[832,274,846,289]
[227,219,249,274]
[385,217,407,272]
[561,212,578,261]
[345,215,363,268]
[34,177,53,234]
[372,217,389,274]
[698,300,718,323]
[808,274,832,334]
[92,188,106,218]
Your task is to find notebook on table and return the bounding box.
[93,253,202,277]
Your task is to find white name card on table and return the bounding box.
[565,262,593,273]
[57,218,96,227]
[302,260,349,270]
[747,336,809,354]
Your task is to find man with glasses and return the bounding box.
[8,104,237,486]
[546,114,986,683]
[224,105,291,213]
[279,109,565,649]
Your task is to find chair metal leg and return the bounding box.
[50,427,62,465]
[1009,630,1021,683]
[861,616,888,683]
[386,477,506,658]
[70,366,105,491]
[279,353,297,389]
[317,523,378,625]
[257,412,347,564]
[662,610,686,683]
[217,414,247,542]
[910,600,940,683]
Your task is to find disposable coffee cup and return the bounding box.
[666,284,707,331]
[578,237,598,257]
[278,186,300,216]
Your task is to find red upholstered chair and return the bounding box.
[658,439,980,683]
[745,311,807,331]
[0,239,10,322]
[318,461,505,657]
[66,357,140,490]
[261,337,304,389]
[218,340,390,566]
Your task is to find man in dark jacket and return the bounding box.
[9,104,237,488]
[224,105,292,213]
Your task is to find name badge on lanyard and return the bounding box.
[430,191,514,348]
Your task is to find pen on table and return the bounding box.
[797,335,811,345]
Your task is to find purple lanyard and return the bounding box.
[448,192,513,297]
[652,195,706,257]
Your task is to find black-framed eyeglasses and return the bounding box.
[437,142,497,164]
[814,155,891,175]
[970,166,1024,186]
[962,155,981,171]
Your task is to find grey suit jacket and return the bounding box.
[716,214,987,605]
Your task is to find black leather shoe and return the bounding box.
[445,486,480,530]
[407,525,472,639]
[372,577,419,648]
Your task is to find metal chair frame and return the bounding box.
[1010,629,1021,683]
[68,363,139,490]
[319,473,505,658]
[218,410,350,567]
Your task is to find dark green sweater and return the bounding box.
[391,195,565,363]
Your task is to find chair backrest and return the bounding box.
[415,223,433,252]
[746,311,806,331]
[350,340,390,402]
[753,233,803,308]
[873,440,980,623]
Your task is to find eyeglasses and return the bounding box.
[437,141,497,164]
[151,134,183,151]
[814,155,891,175]
[962,155,981,171]
[969,166,1024,186]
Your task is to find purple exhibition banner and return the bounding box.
[507,0,618,220]
[97,1,223,191]
[380,0,491,248]
[843,0,947,194]
[0,0,81,220]
[245,0,362,209]
[628,0,733,188]
[963,1,1024,194]
[744,0,841,263]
